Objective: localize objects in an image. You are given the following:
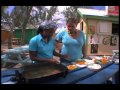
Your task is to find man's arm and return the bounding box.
[29,51,51,62]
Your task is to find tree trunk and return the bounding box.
[8,32,12,49]
[8,27,13,49]
[21,27,26,45]
[21,6,33,45]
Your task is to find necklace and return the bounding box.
[68,31,77,35]
[68,30,80,39]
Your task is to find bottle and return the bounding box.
[102,55,107,64]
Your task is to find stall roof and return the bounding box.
[83,15,118,22]
[77,8,106,16]
[77,8,119,22]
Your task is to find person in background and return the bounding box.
[55,17,86,62]
[29,21,67,64]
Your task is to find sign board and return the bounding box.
[106,6,119,16]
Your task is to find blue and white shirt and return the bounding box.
[29,34,55,59]
[56,29,86,61]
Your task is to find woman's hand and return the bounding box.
[82,55,88,59]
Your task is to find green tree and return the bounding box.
[29,6,58,25]
[1,6,8,16]
[1,6,58,47]
[63,6,93,23]
[17,6,33,45]
[1,6,33,48]
[1,6,14,49]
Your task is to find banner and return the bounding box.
[107,6,119,16]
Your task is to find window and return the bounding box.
[99,22,108,33]
[112,23,119,35]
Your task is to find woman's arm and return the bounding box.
[55,40,62,51]
[53,50,62,58]
[82,44,86,58]
[53,50,69,59]
[82,31,87,58]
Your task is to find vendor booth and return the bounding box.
[77,6,119,56]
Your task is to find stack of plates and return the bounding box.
[114,59,119,64]
[84,59,94,65]
[87,64,101,71]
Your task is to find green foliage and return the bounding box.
[1,6,8,16]
[63,6,94,22]
[31,6,58,24]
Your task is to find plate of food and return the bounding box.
[84,59,94,65]
[87,64,101,70]
[75,61,87,68]
[76,64,87,68]
[67,65,77,70]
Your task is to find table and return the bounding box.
[1,61,119,84]
[12,38,21,45]
[76,64,119,84]
[1,45,32,67]
[41,62,119,84]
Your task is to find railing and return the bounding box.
[1,45,33,67]
[12,38,21,45]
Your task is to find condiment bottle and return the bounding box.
[102,55,107,64]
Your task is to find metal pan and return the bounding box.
[19,62,68,84]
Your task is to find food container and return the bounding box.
[18,62,68,84]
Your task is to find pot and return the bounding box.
[18,62,68,84]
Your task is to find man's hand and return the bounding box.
[50,58,60,64]
[61,54,70,59]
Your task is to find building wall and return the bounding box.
[14,29,37,44]
[77,18,87,33]
[87,41,119,55]
[80,18,119,56]
[1,30,10,43]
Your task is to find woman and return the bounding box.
[29,21,66,64]
[55,18,86,62]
